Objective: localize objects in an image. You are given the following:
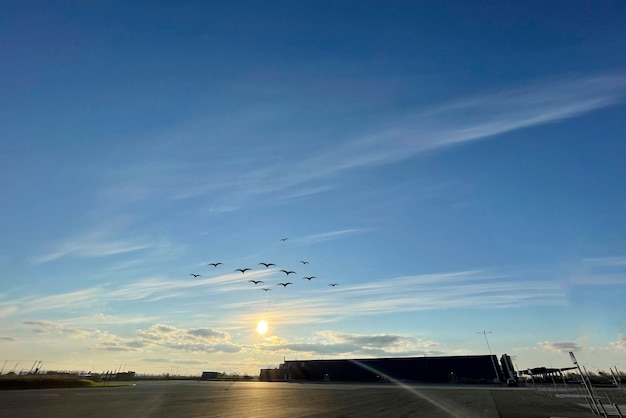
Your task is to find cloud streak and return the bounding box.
[308,74,626,173]
[33,229,167,263]
[6,287,104,316]
[0,336,17,342]
[608,335,626,351]
[1,265,565,326]
[230,270,566,326]
[107,269,274,301]
[92,323,240,354]
[149,74,626,210]
[252,330,442,357]
[536,341,582,353]
[566,254,626,287]
[90,73,626,219]
[291,228,375,245]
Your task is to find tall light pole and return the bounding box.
[477,330,500,383]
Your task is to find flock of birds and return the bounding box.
[188,238,339,291]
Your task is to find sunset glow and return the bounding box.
[256,320,268,335]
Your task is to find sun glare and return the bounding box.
[256,320,268,335]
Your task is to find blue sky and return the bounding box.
[1,1,625,376]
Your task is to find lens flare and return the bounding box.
[256,320,268,335]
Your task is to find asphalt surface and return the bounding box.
[0,380,601,417]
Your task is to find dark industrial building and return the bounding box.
[261,354,515,383]
[200,371,219,380]
[113,371,136,381]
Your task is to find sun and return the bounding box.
[256,320,268,335]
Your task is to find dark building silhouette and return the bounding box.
[114,371,136,381]
[259,368,283,382]
[200,371,219,380]
[260,355,511,383]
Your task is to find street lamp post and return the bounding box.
[477,330,500,383]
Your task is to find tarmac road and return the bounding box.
[0,380,599,418]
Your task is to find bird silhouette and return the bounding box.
[280,270,296,275]
[248,280,264,285]
[235,268,252,273]
[280,237,288,241]
[302,276,316,281]
[208,262,222,267]
[259,262,275,268]
[277,282,293,287]
[262,288,271,291]
[329,283,338,287]
[300,261,309,264]
[190,274,201,278]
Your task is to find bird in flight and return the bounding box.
[259,262,275,268]
[262,288,271,291]
[280,270,296,275]
[302,276,316,281]
[208,262,222,267]
[300,260,309,264]
[190,274,201,278]
[235,268,252,273]
[248,280,264,285]
[277,282,293,287]
[280,237,288,241]
[329,283,338,287]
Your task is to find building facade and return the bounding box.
[260,355,508,383]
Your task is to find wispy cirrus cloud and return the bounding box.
[33,230,161,263]
[0,270,275,318]
[2,266,563,324]
[0,336,17,342]
[608,335,626,351]
[142,358,208,365]
[22,320,117,341]
[307,74,626,172]
[0,306,18,318]
[252,330,442,357]
[585,256,626,267]
[9,287,104,316]
[107,269,274,301]
[107,74,626,210]
[244,74,626,193]
[536,341,582,353]
[566,254,626,287]
[291,228,375,245]
[61,313,159,326]
[16,321,241,354]
[231,270,565,326]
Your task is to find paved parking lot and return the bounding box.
[0,381,603,417]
